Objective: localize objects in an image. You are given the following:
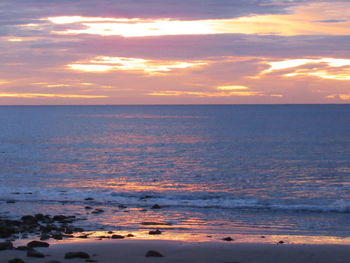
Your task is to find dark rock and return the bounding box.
[222,237,234,241]
[127,234,134,237]
[6,200,16,204]
[52,234,63,240]
[27,240,50,248]
[91,209,104,214]
[85,206,92,210]
[40,233,50,240]
[27,248,45,258]
[261,236,266,238]
[139,195,153,200]
[111,234,125,239]
[118,204,127,209]
[85,197,94,201]
[8,258,25,263]
[0,241,13,250]
[34,214,45,221]
[21,215,36,224]
[145,250,164,257]
[64,252,90,259]
[148,229,162,235]
[77,234,89,238]
[107,231,113,234]
[278,240,284,244]
[15,246,29,251]
[151,204,161,209]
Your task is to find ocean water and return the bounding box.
[0,105,350,239]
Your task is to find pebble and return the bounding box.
[8,258,25,263]
[149,229,162,235]
[27,248,45,258]
[27,240,50,248]
[145,250,164,257]
[65,252,90,259]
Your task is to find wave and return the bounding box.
[1,186,350,214]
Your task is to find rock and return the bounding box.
[107,231,113,234]
[8,258,25,263]
[52,234,63,240]
[145,250,164,257]
[27,248,45,258]
[85,206,92,210]
[0,241,13,250]
[27,240,49,248]
[222,237,234,241]
[91,209,104,214]
[127,234,134,237]
[118,204,127,209]
[65,252,90,259]
[277,240,284,244]
[6,200,16,204]
[111,234,125,239]
[15,246,29,251]
[85,197,94,201]
[148,229,162,235]
[151,204,161,209]
[40,233,50,240]
[21,215,36,224]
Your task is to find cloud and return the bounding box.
[260,58,350,80]
[0,93,108,98]
[67,56,207,74]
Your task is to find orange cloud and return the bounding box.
[0,93,108,98]
[47,2,350,37]
[67,56,207,74]
[326,94,350,100]
[261,58,350,80]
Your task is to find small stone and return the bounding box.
[6,200,16,204]
[148,229,162,235]
[222,237,234,241]
[277,240,284,244]
[91,209,104,214]
[111,234,125,239]
[65,252,90,259]
[27,248,45,258]
[27,240,50,248]
[8,258,25,263]
[127,234,134,237]
[85,197,94,201]
[0,241,13,250]
[151,204,161,209]
[15,246,29,251]
[145,250,164,257]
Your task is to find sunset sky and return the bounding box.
[0,0,349,104]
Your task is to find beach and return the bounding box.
[3,238,350,263]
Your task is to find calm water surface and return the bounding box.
[0,105,349,239]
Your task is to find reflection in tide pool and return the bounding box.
[0,105,350,242]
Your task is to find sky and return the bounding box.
[0,0,349,105]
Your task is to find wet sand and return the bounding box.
[2,239,350,263]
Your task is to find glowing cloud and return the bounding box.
[216,85,249,91]
[68,56,207,73]
[262,58,350,80]
[47,2,350,37]
[0,93,108,98]
[326,94,350,100]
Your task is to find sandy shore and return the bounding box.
[2,238,350,263]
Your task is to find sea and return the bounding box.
[1,105,350,242]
